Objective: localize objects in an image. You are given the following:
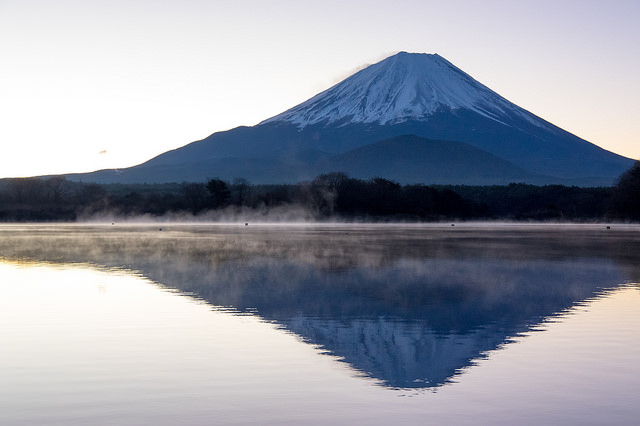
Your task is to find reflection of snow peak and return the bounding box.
[262,52,541,128]
[283,315,507,388]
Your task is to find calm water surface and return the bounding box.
[1,223,639,425]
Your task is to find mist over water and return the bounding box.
[78,203,330,224]
[1,223,639,424]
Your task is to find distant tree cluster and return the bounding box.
[609,160,640,220]
[0,177,89,221]
[309,173,480,220]
[446,183,612,220]
[0,165,638,222]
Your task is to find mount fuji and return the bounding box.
[70,52,634,185]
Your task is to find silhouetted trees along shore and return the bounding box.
[0,162,639,222]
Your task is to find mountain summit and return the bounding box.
[262,52,539,128]
[69,52,634,185]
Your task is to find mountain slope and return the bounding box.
[318,135,551,185]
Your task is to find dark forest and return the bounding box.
[0,161,638,222]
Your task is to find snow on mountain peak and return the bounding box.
[261,52,537,127]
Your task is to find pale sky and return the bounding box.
[1,0,638,178]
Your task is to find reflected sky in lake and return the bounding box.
[1,224,639,425]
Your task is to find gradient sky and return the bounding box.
[1,0,638,178]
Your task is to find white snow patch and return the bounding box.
[261,52,546,129]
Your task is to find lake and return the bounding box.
[1,223,639,425]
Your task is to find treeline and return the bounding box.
[0,163,638,222]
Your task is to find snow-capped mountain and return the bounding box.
[68,52,634,185]
[262,52,541,129]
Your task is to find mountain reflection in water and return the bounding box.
[1,223,638,389]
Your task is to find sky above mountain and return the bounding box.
[1,0,639,178]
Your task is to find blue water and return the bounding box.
[0,224,639,425]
